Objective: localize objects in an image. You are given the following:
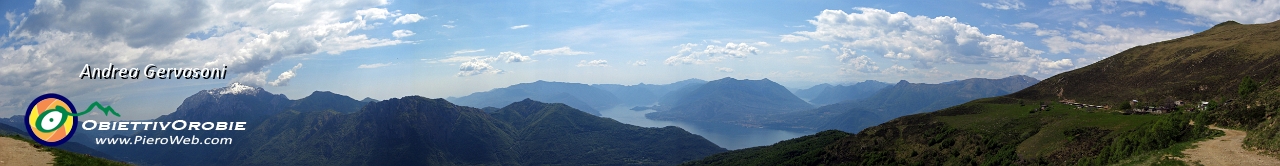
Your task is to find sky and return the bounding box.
[1,0,1278,120]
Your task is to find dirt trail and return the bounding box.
[1181,125,1280,165]
[0,137,54,166]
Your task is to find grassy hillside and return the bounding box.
[688,20,1280,165]
[2,135,130,166]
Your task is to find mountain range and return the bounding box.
[645,77,815,125]
[101,84,725,165]
[806,80,892,106]
[685,20,1278,165]
[447,80,622,116]
[763,75,1039,132]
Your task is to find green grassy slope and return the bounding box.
[686,20,1280,165]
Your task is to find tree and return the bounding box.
[1239,76,1259,98]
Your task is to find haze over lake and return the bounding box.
[599,106,811,150]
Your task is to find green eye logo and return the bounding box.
[25,93,119,146]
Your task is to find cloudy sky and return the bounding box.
[2,0,1277,120]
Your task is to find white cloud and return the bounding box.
[532,47,593,56]
[1161,0,1280,24]
[793,56,817,60]
[427,56,486,64]
[577,60,610,67]
[980,0,1026,10]
[358,62,394,69]
[1051,0,1096,9]
[1042,24,1193,56]
[1035,29,1061,36]
[1049,0,1280,24]
[442,24,455,28]
[0,0,407,112]
[1038,59,1074,70]
[393,14,425,24]
[780,34,810,43]
[510,24,530,29]
[232,71,270,87]
[453,49,486,55]
[268,63,303,86]
[792,8,1044,69]
[499,51,531,63]
[883,65,912,75]
[392,29,415,38]
[664,43,759,65]
[1011,22,1039,29]
[836,50,880,73]
[355,8,393,20]
[1120,11,1146,17]
[754,41,771,47]
[630,60,648,66]
[457,59,503,77]
[716,67,734,73]
[1075,21,1089,28]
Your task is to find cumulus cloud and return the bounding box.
[980,0,1026,10]
[792,8,1044,69]
[779,34,810,43]
[1121,11,1146,17]
[1049,0,1280,24]
[1038,59,1074,70]
[1042,24,1193,56]
[716,67,734,73]
[457,59,502,77]
[393,14,425,24]
[499,51,531,63]
[630,60,648,66]
[392,29,415,38]
[447,51,530,76]
[664,43,759,65]
[0,0,408,112]
[427,56,486,64]
[837,51,880,74]
[577,60,610,67]
[442,24,456,28]
[510,24,530,29]
[1160,0,1280,24]
[1051,0,1096,9]
[532,47,593,56]
[358,62,393,69]
[453,49,486,54]
[882,65,912,75]
[1011,22,1039,29]
[268,63,303,86]
[754,41,771,47]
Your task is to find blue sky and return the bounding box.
[2,0,1277,120]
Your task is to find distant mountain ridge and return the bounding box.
[686,21,1279,165]
[807,80,891,106]
[646,77,814,125]
[763,75,1039,132]
[791,83,833,101]
[102,84,725,165]
[447,80,622,116]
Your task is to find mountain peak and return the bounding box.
[208,82,262,95]
[896,80,910,85]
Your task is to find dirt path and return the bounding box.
[0,137,54,166]
[1181,125,1280,165]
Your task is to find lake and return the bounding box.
[598,106,813,150]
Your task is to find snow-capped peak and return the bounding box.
[210,82,261,95]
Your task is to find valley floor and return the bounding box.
[1181,126,1280,165]
[0,137,54,166]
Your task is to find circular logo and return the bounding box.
[25,93,78,146]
